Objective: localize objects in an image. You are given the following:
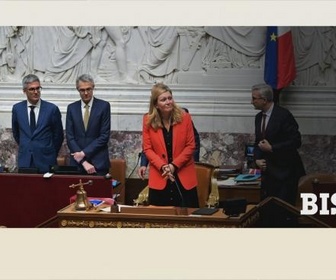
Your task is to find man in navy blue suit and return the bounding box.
[251,83,305,205]
[12,74,64,173]
[66,74,111,175]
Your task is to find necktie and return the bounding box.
[29,105,36,133]
[83,104,90,130]
[261,113,267,139]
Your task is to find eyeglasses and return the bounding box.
[26,86,42,93]
[251,97,265,101]
[78,88,93,94]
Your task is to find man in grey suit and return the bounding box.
[251,83,306,206]
[66,74,111,175]
[12,74,64,173]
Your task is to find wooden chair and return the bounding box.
[134,162,217,208]
[296,173,336,209]
[194,162,216,208]
[57,155,69,166]
[109,159,126,204]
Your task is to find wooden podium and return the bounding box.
[57,203,260,228]
[56,196,331,228]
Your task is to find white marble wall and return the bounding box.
[0,82,335,136]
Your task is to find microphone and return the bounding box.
[174,180,186,208]
[126,151,142,179]
[104,172,122,205]
[164,164,187,211]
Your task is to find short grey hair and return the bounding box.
[76,74,95,89]
[22,74,40,89]
[251,83,273,102]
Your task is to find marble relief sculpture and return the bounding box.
[0,26,30,81]
[292,26,335,86]
[202,26,266,70]
[138,26,180,84]
[0,26,335,86]
[89,26,136,83]
[44,26,103,83]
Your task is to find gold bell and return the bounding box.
[69,179,93,211]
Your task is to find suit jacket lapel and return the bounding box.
[256,112,262,136]
[35,100,45,134]
[74,101,85,131]
[172,122,179,155]
[85,98,97,132]
[159,127,167,155]
[22,101,30,133]
[265,106,278,136]
[88,99,96,128]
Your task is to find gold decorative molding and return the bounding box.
[58,218,247,228]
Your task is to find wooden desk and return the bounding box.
[57,203,259,228]
[214,171,261,204]
[0,173,113,227]
[218,184,261,204]
[125,178,262,207]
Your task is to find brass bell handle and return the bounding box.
[69,179,93,189]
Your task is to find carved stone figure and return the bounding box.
[31,26,59,78]
[44,26,135,84]
[0,26,31,81]
[0,26,334,86]
[44,26,102,83]
[202,27,267,70]
[138,26,179,83]
[0,26,14,80]
[90,26,136,83]
[292,26,333,86]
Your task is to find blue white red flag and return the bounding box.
[264,26,296,90]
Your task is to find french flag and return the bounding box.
[264,26,296,90]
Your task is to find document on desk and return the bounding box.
[217,177,236,187]
[217,177,260,187]
[235,174,261,182]
[100,204,134,213]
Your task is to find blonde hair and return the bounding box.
[146,82,183,130]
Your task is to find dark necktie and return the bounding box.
[261,113,267,139]
[29,105,36,133]
[83,104,90,130]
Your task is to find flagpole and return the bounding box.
[273,88,281,105]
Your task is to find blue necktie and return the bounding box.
[30,105,36,133]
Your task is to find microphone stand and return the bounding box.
[104,173,122,213]
[174,180,188,215]
[165,164,188,215]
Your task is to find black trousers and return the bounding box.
[148,177,199,208]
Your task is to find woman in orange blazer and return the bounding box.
[142,82,199,207]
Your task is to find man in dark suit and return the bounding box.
[12,74,64,173]
[66,74,111,175]
[251,83,305,205]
